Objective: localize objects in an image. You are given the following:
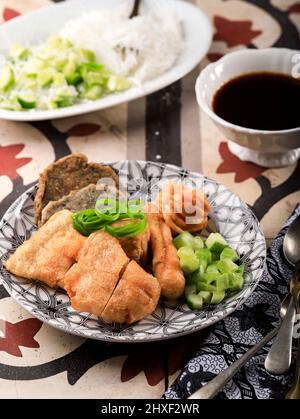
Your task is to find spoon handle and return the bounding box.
[286,338,300,399]
[265,296,295,375]
[130,0,141,18]
[188,327,279,399]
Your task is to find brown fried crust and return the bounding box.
[35,154,119,226]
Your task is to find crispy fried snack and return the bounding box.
[147,205,185,300]
[35,154,119,227]
[5,210,86,289]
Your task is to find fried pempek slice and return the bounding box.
[5,210,86,289]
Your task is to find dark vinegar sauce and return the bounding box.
[213,72,300,131]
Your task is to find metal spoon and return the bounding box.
[130,0,141,19]
[264,216,300,375]
[286,261,300,399]
[188,295,291,399]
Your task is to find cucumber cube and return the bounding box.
[206,233,228,254]
[217,258,239,274]
[192,236,204,251]
[198,291,212,304]
[108,75,131,92]
[173,232,195,250]
[229,273,245,291]
[82,85,103,100]
[216,274,230,291]
[66,72,82,86]
[37,71,53,88]
[186,294,203,310]
[211,290,226,305]
[197,282,218,293]
[18,93,36,109]
[185,284,197,298]
[195,248,212,264]
[10,44,30,60]
[220,247,238,262]
[199,272,220,285]
[236,264,245,275]
[0,66,14,91]
[206,263,220,274]
[177,247,200,274]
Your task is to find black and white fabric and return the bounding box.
[164,205,300,400]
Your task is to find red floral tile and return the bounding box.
[0,144,32,180]
[3,7,21,22]
[213,16,262,47]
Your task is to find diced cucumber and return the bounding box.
[192,236,204,251]
[220,247,238,262]
[211,290,226,305]
[0,66,14,91]
[185,284,197,298]
[10,44,30,60]
[206,233,228,254]
[55,96,74,108]
[206,263,220,274]
[186,294,203,310]
[211,252,220,262]
[53,73,66,86]
[215,274,230,291]
[236,264,245,275]
[198,291,212,304]
[37,71,53,88]
[18,93,37,109]
[177,247,200,274]
[173,232,194,250]
[195,248,212,264]
[228,273,244,291]
[198,272,220,285]
[82,84,103,100]
[217,258,239,274]
[66,72,82,86]
[197,282,218,293]
[81,49,96,63]
[108,75,131,92]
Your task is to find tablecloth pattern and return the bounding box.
[0,0,300,399]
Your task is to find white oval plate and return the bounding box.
[0,0,212,122]
[0,161,266,343]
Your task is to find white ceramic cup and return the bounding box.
[196,48,300,167]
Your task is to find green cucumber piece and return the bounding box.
[206,233,228,254]
[10,44,30,60]
[66,72,82,86]
[186,294,203,310]
[177,247,200,274]
[185,284,197,298]
[198,291,212,304]
[215,274,230,291]
[192,236,204,251]
[217,258,239,274]
[17,93,37,109]
[173,232,194,250]
[220,247,238,262]
[228,273,244,291]
[236,264,245,275]
[211,290,226,305]
[82,84,103,100]
[37,71,53,88]
[206,263,220,274]
[197,282,218,293]
[195,248,212,264]
[0,66,14,91]
[107,75,131,92]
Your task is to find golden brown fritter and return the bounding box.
[35,154,119,227]
[102,260,161,324]
[40,183,118,226]
[147,207,185,300]
[5,210,86,289]
[114,219,150,264]
[64,231,130,317]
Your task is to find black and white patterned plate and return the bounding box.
[0,161,266,342]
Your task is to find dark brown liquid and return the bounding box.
[213,72,300,131]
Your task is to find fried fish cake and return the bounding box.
[102,260,161,324]
[40,183,118,226]
[5,210,86,289]
[147,208,185,300]
[64,231,130,317]
[35,154,119,226]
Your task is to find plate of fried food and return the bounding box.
[0,156,266,342]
